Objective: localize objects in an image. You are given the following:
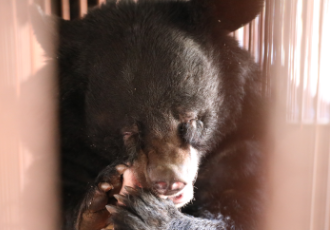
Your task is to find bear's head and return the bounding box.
[32,0,264,208]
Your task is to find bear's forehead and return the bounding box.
[85,32,219,110]
[82,5,221,132]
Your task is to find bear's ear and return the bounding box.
[30,5,84,57]
[191,0,264,32]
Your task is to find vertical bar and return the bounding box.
[0,0,59,229]
[243,24,250,50]
[98,0,106,6]
[258,6,264,68]
[250,18,256,60]
[248,22,252,53]
[317,0,330,124]
[0,2,20,221]
[262,0,273,97]
[309,0,328,228]
[325,135,330,230]
[44,0,52,15]
[316,0,326,124]
[263,0,330,229]
[261,0,268,96]
[250,18,258,61]
[61,0,70,20]
[300,0,315,123]
[79,0,88,18]
[287,0,298,122]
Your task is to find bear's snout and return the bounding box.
[153,181,186,195]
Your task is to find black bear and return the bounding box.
[33,0,266,229]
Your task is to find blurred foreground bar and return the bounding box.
[0,1,59,230]
[264,0,330,230]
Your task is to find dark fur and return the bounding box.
[35,0,266,229]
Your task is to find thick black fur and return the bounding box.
[37,0,266,229]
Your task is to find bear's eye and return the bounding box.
[123,132,133,141]
[178,119,203,145]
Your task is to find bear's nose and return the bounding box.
[153,181,186,195]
